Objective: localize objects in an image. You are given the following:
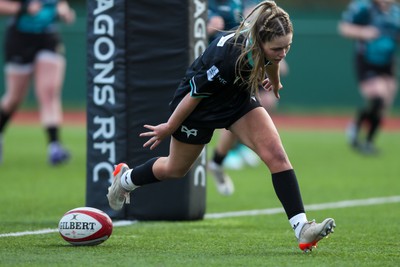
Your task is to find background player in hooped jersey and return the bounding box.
[107,1,336,252]
[338,0,400,155]
[0,0,75,165]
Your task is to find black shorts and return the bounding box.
[172,124,215,144]
[172,97,261,145]
[355,54,394,82]
[4,27,63,65]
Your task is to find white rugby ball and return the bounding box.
[58,207,113,246]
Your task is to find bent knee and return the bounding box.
[159,166,190,179]
[258,143,291,172]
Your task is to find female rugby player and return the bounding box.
[107,0,335,252]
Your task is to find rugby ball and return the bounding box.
[58,207,113,246]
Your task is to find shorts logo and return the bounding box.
[181,125,198,138]
[207,65,219,81]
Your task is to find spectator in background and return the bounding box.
[338,0,400,155]
[0,0,75,165]
[207,0,243,43]
[207,0,289,196]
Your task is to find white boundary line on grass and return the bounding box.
[0,220,137,238]
[1,196,399,238]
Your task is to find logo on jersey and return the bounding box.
[207,65,219,81]
[181,125,198,138]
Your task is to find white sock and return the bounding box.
[120,169,136,191]
[289,213,308,239]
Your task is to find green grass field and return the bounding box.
[0,124,399,266]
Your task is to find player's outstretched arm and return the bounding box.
[140,93,202,150]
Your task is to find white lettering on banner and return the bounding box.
[191,0,207,189]
[94,141,115,164]
[194,148,206,187]
[93,162,114,183]
[94,62,115,84]
[93,0,114,15]
[94,14,114,36]
[91,0,116,184]
[93,116,115,140]
[94,85,115,105]
[193,0,207,59]
[94,37,115,61]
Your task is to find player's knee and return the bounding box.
[370,96,385,111]
[258,142,291,171]
[160,165,189,179]
[367,96,385,121]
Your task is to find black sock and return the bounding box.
[0,109,12,133]
[46,126,59,143]
[212,150,226,165]
[355,108,368,130]
[272,169,305,219]
[366,97,384,143]
[130,157,161,186]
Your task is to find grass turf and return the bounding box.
[0,125,399,266]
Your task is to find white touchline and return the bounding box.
[1,196,399,238]
[205,195,400,219]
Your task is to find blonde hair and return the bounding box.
[234,1,293,95]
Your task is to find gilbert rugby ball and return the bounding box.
[58,207,113,246]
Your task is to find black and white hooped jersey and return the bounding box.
[169,33,257,129]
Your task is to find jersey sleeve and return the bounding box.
[189,33,239,98]
[189,59,230,98]
[341,0,371,25]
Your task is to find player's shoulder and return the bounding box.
[348,0,372,13]
[206,33,243,58]
[342,0,372,23]
[391,2,400,13]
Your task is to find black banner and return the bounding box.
[86,0,127,218]
[86,0,208,220]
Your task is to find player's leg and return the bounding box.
[357,76,388,154]
[230,107,335,251]
[230,107,290,172]
[34,50,70,165]
[208,129,236,195]
[347,55,368,149]
[107,137,205,210]
[152,137,205,179]
[0,64,32,163]
[384,76,397,108]
[215,129,243,170]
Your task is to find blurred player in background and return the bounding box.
[107,1,335,252]
[338,0,400,155]
[207,0,289,195]
[0,0,75,165]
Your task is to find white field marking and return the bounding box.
[205,195,400,219]
[0,220,138,238]
[1,196,399,238]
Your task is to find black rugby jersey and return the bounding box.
[169,33,258,129]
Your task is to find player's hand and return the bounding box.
[140,123,172,150]
[262,78,282,99]
[58,3,76,24]
[362,26,380,41]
